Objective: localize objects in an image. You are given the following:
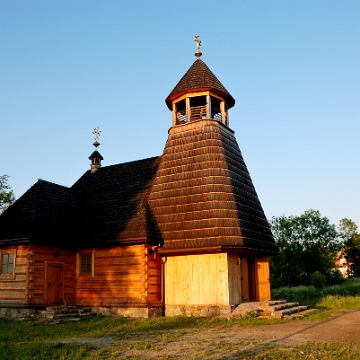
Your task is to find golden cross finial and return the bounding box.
[92,127,101,148]
[194,35,202,58]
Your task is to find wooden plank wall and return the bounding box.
[30,246,76,306]
[0,245,30,306]
[74,245,162,307]
[227,254,241,305]
[165,253,230,305]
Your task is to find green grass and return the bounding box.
[0,341,94,360]
[271,277,360,306]
[0,316,204,359]
[0,315,205,343]
[2,285,360,359]
[0,315,293,359]
[240,342,360,359]
[317,295,360,310]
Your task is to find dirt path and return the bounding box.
[61,311,360,359]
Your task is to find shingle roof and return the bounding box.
[148,119,277,255]
[0,157,162,248]
[71,156,162,247]
[89,150,104,160]
[0,180,80,246]
[165,59,235,109]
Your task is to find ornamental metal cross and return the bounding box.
[93,127,101,142]
[194,35,201,53]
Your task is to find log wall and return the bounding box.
[74,244,162,307]
[30,246,76,306]
[0,245,30,306]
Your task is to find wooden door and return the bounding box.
[240,257,249,301]
[255,257,270,301]
[46,263,63,305]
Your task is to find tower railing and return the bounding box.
[175,105,223,124]
[176,109,186,124]
[190,105,207,122]
[211,106,222,122]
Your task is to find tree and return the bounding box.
[270,209,341,288]
[0,175,15,214]
[338,218,360,277]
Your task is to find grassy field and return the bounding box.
[271,277,360,306]
[1,279,360,359]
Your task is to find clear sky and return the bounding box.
[1,0,359,227]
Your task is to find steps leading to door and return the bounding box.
[229,300,315,319]
[35,306,95,321]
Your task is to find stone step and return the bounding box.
[47,309,80,315]
[35,306,95,321]
[46,306,79,311]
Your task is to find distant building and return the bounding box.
[334,250,350,277]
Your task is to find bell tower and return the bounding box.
[149,36,277,316]
[165,35,235,127]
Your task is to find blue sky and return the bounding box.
[1,0,359,226]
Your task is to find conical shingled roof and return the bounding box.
[148,119,277,255]
[165,59,235,109]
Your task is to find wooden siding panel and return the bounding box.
[165,254,229,305]
[227,254,241,305]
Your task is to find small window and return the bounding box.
[1,253,14,274]
[81,254,92,274]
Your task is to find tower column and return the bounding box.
[185,97,191,123]
[206,94,211,119]
[172,103,177,126]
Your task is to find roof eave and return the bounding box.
[165,87,235,110]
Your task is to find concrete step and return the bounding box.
[281,305,310,316]
[259,300,287,306]
[283,308,317,319]
[259,302,300,316]
[260,305,311,319]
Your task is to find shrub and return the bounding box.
[271,285,321,305]
[311,271,326,289]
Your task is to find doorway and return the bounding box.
[240,257,258,302]
[45,262,64,305]
[255,257,271,301]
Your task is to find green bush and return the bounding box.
[271,285,320,305]
[311,271,326,289]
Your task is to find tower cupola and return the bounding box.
[89,127,103,174]
[165,35,235,127]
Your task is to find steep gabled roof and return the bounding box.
[72,156,162,247]
[165,59,235,109]
[0,180,80,246]
[0,157,163,248]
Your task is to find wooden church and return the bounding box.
[0,38,278,318]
